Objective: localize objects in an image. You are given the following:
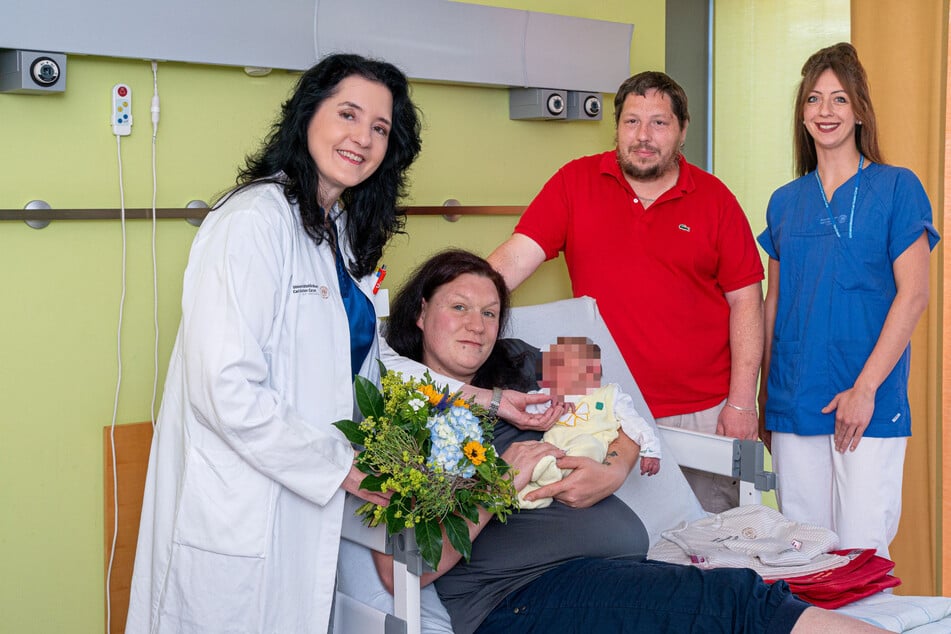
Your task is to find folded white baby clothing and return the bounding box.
[648,504,849,580]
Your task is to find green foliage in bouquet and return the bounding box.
[334,366,518,571]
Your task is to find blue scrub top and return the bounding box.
[758,163,939,437]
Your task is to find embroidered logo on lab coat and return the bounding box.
[292,283,331,299]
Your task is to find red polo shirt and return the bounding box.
[515,151,763,417]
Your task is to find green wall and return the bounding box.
[712,0,850,509]
[0,2,663,632]
[713,0,850,231]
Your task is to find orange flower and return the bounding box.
[463,440,486,466]
[418,384,443,406]
[452,398,470,409]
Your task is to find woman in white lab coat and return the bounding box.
[126,53,422,633]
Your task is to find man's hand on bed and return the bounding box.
[499,390,567,431]
[716,405,759,440]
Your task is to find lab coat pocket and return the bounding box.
[174,446,275,557]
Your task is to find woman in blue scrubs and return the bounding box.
[758,42,939,559]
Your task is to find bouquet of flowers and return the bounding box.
[334,366,518,571]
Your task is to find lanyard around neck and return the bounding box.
[815,154,865,239]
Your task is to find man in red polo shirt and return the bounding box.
[488,71,764,513]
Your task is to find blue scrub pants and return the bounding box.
[476,557,809,633]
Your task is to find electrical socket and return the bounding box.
[509,88,567,121]
[566,91,602,121]
[0,49,67,94]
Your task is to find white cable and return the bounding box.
[150,60,161,427]
[313,0,321,59]
[105,133,129,634]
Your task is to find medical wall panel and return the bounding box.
[315,0,526,87]
[0,0,316,71]
[1,0,632,93]
[522,11,634,94]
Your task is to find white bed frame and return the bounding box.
[332,297,951,634]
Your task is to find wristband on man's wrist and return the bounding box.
[725,401,756,413]
[488,387,503,418]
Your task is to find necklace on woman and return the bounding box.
[815,154,864,239]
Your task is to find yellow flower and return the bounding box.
[418,383,443,406]
[453,398,470,409]
[463,440,487,466]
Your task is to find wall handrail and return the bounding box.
[0,205,526,228]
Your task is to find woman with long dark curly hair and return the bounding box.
[127,53,422,633]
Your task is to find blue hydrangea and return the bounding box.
[427,405,484,477]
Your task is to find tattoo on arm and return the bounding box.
[603,450,618,465]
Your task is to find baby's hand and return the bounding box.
[640,456,660,477]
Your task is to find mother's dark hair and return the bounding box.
[384,249,525,388]
[234,53,423,278]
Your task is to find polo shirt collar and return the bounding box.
[673,154,695,196]
[599,150,629,192]
[600,150,696,201]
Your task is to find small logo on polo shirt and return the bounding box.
[678,224,691,232]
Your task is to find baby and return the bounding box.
[520,336,661,509]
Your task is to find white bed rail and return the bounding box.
[656,425,776,506]
[334,495,426,634]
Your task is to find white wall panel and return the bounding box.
[315,0,526,86]
[1,0,316,70]
[1,0,632,92]
[523,11,633,92]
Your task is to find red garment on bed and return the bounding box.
[767,548,901,609]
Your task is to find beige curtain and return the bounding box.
[851,0,947,597]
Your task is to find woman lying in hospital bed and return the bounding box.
[353,249,886,634]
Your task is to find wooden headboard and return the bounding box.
[103,422,153,634]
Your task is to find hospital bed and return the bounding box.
[332,296,951,634]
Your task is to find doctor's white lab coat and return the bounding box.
[126,183,379,633]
